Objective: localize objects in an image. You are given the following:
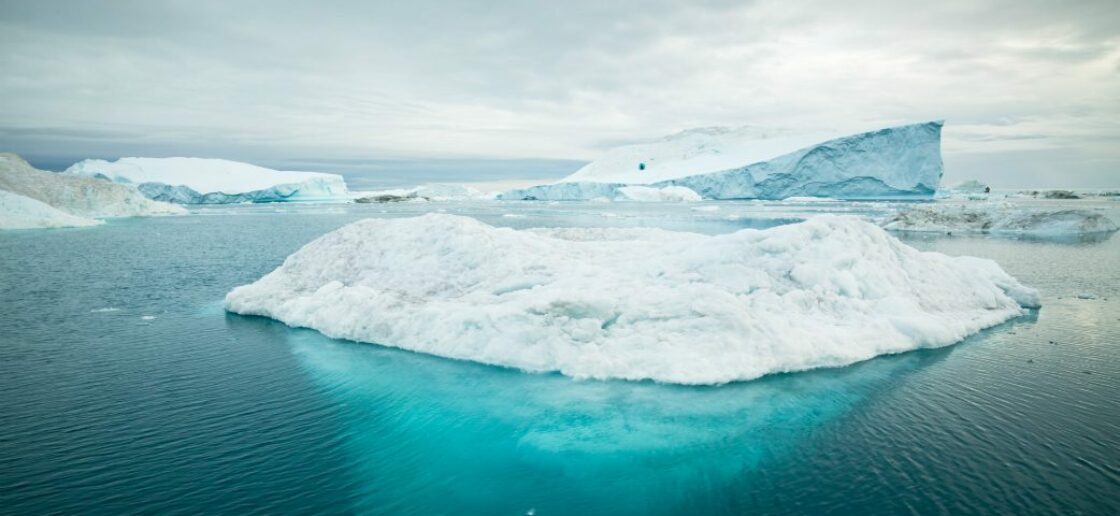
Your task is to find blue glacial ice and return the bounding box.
[500,121,944,201]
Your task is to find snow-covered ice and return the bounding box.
[0,190,103,230]
[0,153,184,228]
[500,122,944,201]
[65,157,349,204]
[881,203,1118,235]
[225,214,1038,384]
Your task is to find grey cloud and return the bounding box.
[1,0,1118,187]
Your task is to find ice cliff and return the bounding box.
[65,157,350,204]
[0,153,185,229]
[500,122,944,201]
[225,214,1038,385]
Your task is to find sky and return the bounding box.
[1,0,1117,188]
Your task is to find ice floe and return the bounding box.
[226,214,1038,384]
[881,202,1118,235]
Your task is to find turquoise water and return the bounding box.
[1,201,1118,514]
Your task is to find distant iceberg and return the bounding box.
[225,214,1037,385]
[500,122,944,201]
[0,153,184,230]
[65,157,350,204]
[354,183,490,203]
[882,203,1118,235]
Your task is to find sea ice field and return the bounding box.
[1,198,1118,514]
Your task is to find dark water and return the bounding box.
[1,202,1118,515]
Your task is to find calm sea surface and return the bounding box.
[1,200,1118,515]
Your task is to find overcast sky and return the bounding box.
[1,0,1117,188]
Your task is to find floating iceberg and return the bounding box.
[225,214,1037,384]
[0,153,185,228]
[935,179,991,200]
[0,190,102,230]
[951,180,989,193]
[500,122,944,201]
[65,157,350,204]
[354,183,489,203]
[881,203,1118,235]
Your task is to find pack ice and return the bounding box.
[0,153,185,229]
[65,157,350,204]
[882,203,1119,235]
[500,121,943,201]
[225,214,1038,384]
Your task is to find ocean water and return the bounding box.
[1,200,1118,515]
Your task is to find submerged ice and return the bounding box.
[225,214,1038,384]
[501,122,944,201]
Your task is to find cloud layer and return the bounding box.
[1,0,1117,186]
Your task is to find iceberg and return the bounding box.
[935,179,992,200]
[65,157,350,204]
[354,183,489,203]
[225,214,1038,385]
[0,190,102,230]
[0,153,185,225]
[500,122,944,201]
[881,203,1119,235]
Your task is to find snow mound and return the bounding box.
[501,122,943,201]
[225,214,1038,384]
[0,190,102,229]
[0,153,185,220]
[881,203,1118,235]
[65,157,349,204]
[617,185,701,202]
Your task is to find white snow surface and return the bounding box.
[564,126,841,184]
[616,185,702,202]
[225,214,1039,385]
[0,153,185,219]
[65,157,348,198]
[882,202,1119,235]
[501,122,944,201]
[0,190,102,229]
